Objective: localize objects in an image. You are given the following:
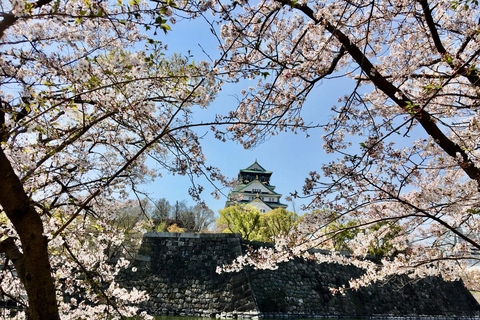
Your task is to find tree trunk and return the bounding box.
[0,149,60,320]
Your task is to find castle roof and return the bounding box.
[235,179,279,195]
[240,159,272,174]
[225,160,288,212]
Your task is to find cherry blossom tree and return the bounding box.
[0,0,240,318]
[210,0,480,290]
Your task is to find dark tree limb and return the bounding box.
[418,0,480,87]
[0,147,60,320]
[277,0,480,187]
[0,237,26,285]
[0,13,17,41]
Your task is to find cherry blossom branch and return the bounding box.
[0,12,17,40]
[0,258,27,308]
[49,13,285,239]
[418,0,480,88]
[307,45,347,85]
[410,256,480,269]
[63,241,127,319]
[0,139,60,319]
[278,0,480,187]
[361,176,480,252]
[456,18,480,58]
[0,285,27,308]
[0,0,54,40]
[21,111,117,182]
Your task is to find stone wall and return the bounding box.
[118,232,257,317]
[117,232,480,318]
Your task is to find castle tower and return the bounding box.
[225,160,288,213]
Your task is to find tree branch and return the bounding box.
[21,111,117,182]
[278,0,480,187]
[0,237,26,285]
[418,0,480,88]
[0,13,17,40]
[0,146,60,320]
[0,0,54,40]
[63,242,127,319]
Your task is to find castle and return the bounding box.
[224,160,288,213]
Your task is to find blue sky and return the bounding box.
[140,15,352,216]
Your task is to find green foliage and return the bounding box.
[217,206,300,242]
[366,222,402,256]
[321,212,359,252]
[403,101,419,115]
[155,221,167,232]
[451,0,478,10]
[258,208,301,242]
[321,210,402,256]
[217,204,262,240]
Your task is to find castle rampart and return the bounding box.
[117,232,480,319]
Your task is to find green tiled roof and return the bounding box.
[233,179,279,195]
[242,160,271,173]
[240,169,272,174]
[268,202,288,209]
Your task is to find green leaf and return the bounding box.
[166,0,177,7]
[161,24,172,34]
[155,16,168,25]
